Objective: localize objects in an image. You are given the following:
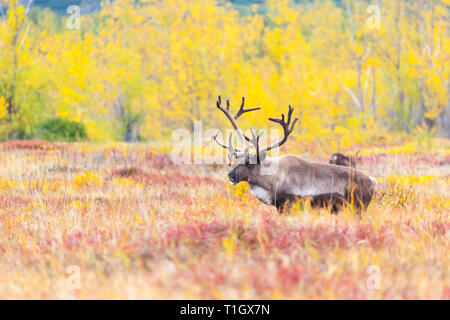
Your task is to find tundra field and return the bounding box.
[0,140,449,299]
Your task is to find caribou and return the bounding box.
[329,151,360,168]
[212,95,376,214]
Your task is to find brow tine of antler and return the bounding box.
[227,152,233,165]
[228,132,239,157]
[212,132,241,153]
[249,127,263,162]
[212,132,229,149]
[249,127,262,145]
[226,133,240,165]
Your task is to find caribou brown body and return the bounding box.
[235,155,375,213]
[212,96,376,214]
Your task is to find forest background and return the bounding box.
[0,0,449,152]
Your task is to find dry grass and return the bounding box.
[0,142,448,299]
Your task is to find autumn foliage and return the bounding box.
[0,0,449,145]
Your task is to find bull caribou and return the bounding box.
[212,95,376,214]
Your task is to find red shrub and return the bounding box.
[2,140,63,150]
[144,152,176,169]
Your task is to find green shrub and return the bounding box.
[38,118,87,142]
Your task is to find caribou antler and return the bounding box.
[234,97,261,121]
[248,127,263,163]
[213,132,242,152]
[260,105,298,153]
[213,95,298,163]
[215,95,260,148]
[212,132,241,165]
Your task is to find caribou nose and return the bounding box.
[228,171,237,184]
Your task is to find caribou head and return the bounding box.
[212,95,297,185]
[212,95,376,215]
